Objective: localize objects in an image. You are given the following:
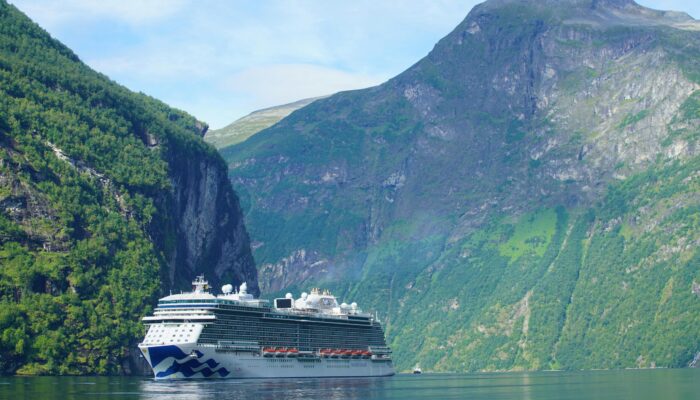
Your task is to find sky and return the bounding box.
[8,1,700,129]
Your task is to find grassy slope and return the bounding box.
[345,92,700,371]
[206,96,326,149]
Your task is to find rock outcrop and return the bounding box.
[162,136,258,294]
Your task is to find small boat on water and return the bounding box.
[413,364,422,374]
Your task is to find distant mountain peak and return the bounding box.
[206,96,328,149]
[590,0,637,9]
[470,0,698,30]
[477,0,637,10]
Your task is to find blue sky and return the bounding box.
[9,0,700,129]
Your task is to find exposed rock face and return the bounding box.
[163,142,258,295]
[690,352,700,368]
[258,249,328,293]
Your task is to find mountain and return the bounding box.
[205,96,327,149]
[0,1,258,375]
[222,0,700,372]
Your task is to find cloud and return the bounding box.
[10,0,187,28]
[225,64,389,108]
[87,41,213,81]
[642,0,700,18]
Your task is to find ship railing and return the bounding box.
[216,299,269,308]
[273,308,353,320]
[158,299,270,308]
[151,310,214,316]
[204,340,260,353]
[142,314,215,323]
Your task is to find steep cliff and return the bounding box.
[0,1,257,375]
[223,0,700,371]
[158,130,258,293]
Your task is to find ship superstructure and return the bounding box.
[138,276,394,379]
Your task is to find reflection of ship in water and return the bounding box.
[138,276,394,379]
[140,376,388,400]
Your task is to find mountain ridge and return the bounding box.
[205,96,327,149]
[224,0,700,371]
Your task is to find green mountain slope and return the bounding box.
[222,0,700,371]
[205,96,326,149]
[0,2,257,375]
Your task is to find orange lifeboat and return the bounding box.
[275,347,287,357]
[262,347,275,357]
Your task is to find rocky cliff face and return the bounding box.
[224,0,700,371]
[162,130,258,294]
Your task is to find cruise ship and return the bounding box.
[138,276,394,379]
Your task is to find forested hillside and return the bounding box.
[0,1,257,375]
[222,0,700,371]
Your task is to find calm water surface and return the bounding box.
[1,370,699,400]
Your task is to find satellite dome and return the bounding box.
[341,302,348,309]
[301,292,308,299]
[351,302,358,310]
[285,293,293,299]
[222,284,233,294]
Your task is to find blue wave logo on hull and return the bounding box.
[148,345,204,367]
[146,345,229,379]
[156,358,230,378]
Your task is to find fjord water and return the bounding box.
[2,370,699,400]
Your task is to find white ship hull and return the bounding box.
[140,344,395,379]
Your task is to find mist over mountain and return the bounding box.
[222,0,700,371]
